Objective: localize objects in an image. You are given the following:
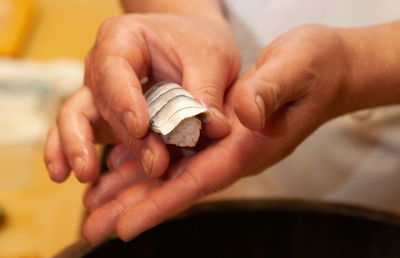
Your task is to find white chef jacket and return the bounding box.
[210,0,400,213]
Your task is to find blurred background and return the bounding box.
[3,0,400,257]
[0,0,121,256]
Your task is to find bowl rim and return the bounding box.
[177,198,400,226]
[53,198,400,258]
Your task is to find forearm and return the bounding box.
[120,0,226,23]
[338,21,400,113]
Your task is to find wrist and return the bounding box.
[121,0,227,25]
[336,22,400,114]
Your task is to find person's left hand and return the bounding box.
[45,13,241,183]
[44,86,169,183]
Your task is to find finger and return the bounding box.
[88,17,150,140]
[232,54,312,130]
[85,145,138,211]
[181,49,240,139]
[92,118,119,144]
[123,133,170,179]
[84,146,147,211]
[115,143,241,241]
[105,144,133,171]
[83,180,161,244]
[43,127,71,183]
[57,87,101,183]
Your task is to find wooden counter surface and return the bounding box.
[0,0,120,256]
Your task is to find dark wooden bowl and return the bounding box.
[55,199,400,258]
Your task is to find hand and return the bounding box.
[45,13,240,182]
[232,24,352,130]
[82,24,355,243]
[85,13,240,140]
[44,87,169,182]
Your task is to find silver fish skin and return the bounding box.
[145,82,208,135]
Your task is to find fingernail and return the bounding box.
[47,163,58,178]
[123,111,141,138]
[141,148,154,177]
[112,147,132,168]
[255,95,266,128]
[73,156,86,175]
[209,107,231,128]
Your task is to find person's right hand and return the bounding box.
[85,13,240,141]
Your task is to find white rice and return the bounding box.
[162,117,202,147]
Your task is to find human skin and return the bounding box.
[233,23,400,131]
[45,21,400,243]
[43,0,241,183]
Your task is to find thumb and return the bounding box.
[232,58,310,130]
[181,54,240,139]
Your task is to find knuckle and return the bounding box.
[265,82,281,107]
[178,170,203,194]
[256,76,282,109]
[256,66,316,105]
[299,66,317,87]
[193,82,222,107]
[256,44,281,67]
[97,15,144,45]
[99,16,121,32]
[198,40,235,67]
[115,196,130,214]
[60,90,82,113]
[57,106,70,125]
[128,195,166,232]
[216,47,231,62]
[64,143,85,158]
[57,96,82,121]
[148,195,165,221]
[204,41,227,57]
